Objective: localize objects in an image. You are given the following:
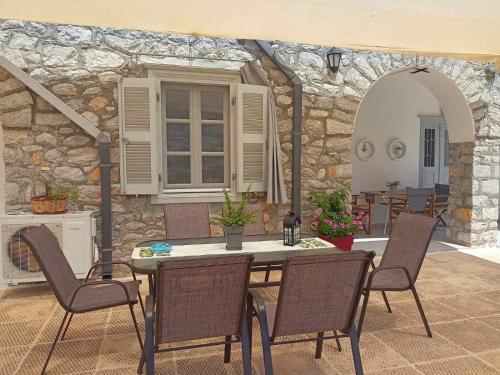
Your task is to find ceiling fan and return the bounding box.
[410,67,430,74]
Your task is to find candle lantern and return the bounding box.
[283,211,301,246]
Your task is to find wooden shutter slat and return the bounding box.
[237,84,268,192]
[118,78,158,195]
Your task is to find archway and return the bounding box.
[352,67,475,244]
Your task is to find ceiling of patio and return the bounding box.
[1,0,499,68]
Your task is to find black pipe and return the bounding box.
[96,132,113,279]
[253,40,303,216]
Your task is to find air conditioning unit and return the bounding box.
[0,211,96,286]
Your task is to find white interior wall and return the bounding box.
[352,75,442,224]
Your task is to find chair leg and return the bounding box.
[357,289,370,339]
[380,291,392,313]
[224,335,232,363]
[137,291,145,317]
[137,351,145,375]
[60,312,74,341]
[246,294,253,362]
[315,332,324,359]
[240,314,252,375]
[411,286,432,338]
[41,311,69,374]
[349,325,364,375]
[334,331,342,352]
[264,267,271,282]
[129,304,144,351]
[255,306,273,375]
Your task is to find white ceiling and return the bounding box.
[1,0,499,69]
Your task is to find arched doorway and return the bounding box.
[352,67,476,244]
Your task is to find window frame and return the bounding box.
[162,83,229,189]
[147,66,240,203]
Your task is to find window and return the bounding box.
[162,84,229,189]
[118,68,269,203]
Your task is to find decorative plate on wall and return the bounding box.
[355,139,375,161]
[387,138,407,160]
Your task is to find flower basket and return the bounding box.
[319,234,354,252]
[31,196,68,214]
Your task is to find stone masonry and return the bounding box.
[0,19,498,270]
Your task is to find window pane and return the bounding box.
[202,156,224,184]
[166,123,190,151]
[167,156,190,184]
[201,90,223,120]
[424,128,435,167]
[202,124,224,152]
[166,88,189,119]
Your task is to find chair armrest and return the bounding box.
[68,279,132,310]
[85,261,138,282]
[366,265,413,291]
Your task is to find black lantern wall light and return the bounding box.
[283,211,301,246]
[326,47,342,74]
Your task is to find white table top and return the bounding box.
[132,237,333,260]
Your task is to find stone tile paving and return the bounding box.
[0,250,499,374]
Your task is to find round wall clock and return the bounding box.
[355,139,375,161]
[387,138,407,160]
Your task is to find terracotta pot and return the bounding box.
[224,225,244,250]
[319,234,354,252]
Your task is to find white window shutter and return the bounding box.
[236,83,268,192]
[118,78,159,195]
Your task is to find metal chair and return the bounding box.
[357,212,438,339]
[164,203,211,239]
[433,183,449,226]
[138,254,254,375]
[249,251,375,375]
[20,224,144,375]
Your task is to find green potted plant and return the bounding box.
[31,177,79,214]
[211,188,257,250]
[308,187,363,251]
[386,180,401,193]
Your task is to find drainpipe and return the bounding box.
[96,132,113,279]
[253,41,303,216]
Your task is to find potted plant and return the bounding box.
[211,188,257,250]
[308,187,363,251]
[386,180,401,193]
[31,177,79,214]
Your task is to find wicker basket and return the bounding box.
[31,196,68,214]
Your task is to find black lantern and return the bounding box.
[326,48,342,74]
[283,211,301,246]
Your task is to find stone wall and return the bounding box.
[0,19,499,261]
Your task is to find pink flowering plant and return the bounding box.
[308,187,364,238]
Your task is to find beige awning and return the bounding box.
[1,0,499,69]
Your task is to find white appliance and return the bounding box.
[0,211,96,286]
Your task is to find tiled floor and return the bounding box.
[1,250,500,374]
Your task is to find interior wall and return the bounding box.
[352,74,442,223]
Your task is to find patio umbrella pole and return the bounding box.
[97,132,113,279]
[254,40,303,215]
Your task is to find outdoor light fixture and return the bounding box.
[326,47,342,73]
[283,211,301,246]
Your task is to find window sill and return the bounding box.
[151,190,238,204]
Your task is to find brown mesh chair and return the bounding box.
[164,203,211,239]
[249,251,375,375]
[20,225,143,374]
[138,254,254,375]
[357,213,438,339]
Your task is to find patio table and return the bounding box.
[361,190,406,234]
[131,235,341,294]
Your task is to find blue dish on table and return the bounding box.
[150,242,172,253]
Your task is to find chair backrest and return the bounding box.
[380,212,438,283]
[434,184,449,203]
[155,254,253,344]
[19,225,79,310]
[164,203,211,239]
[406,187,434,212]
[271,251,374,338]
[242,203,266,236]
